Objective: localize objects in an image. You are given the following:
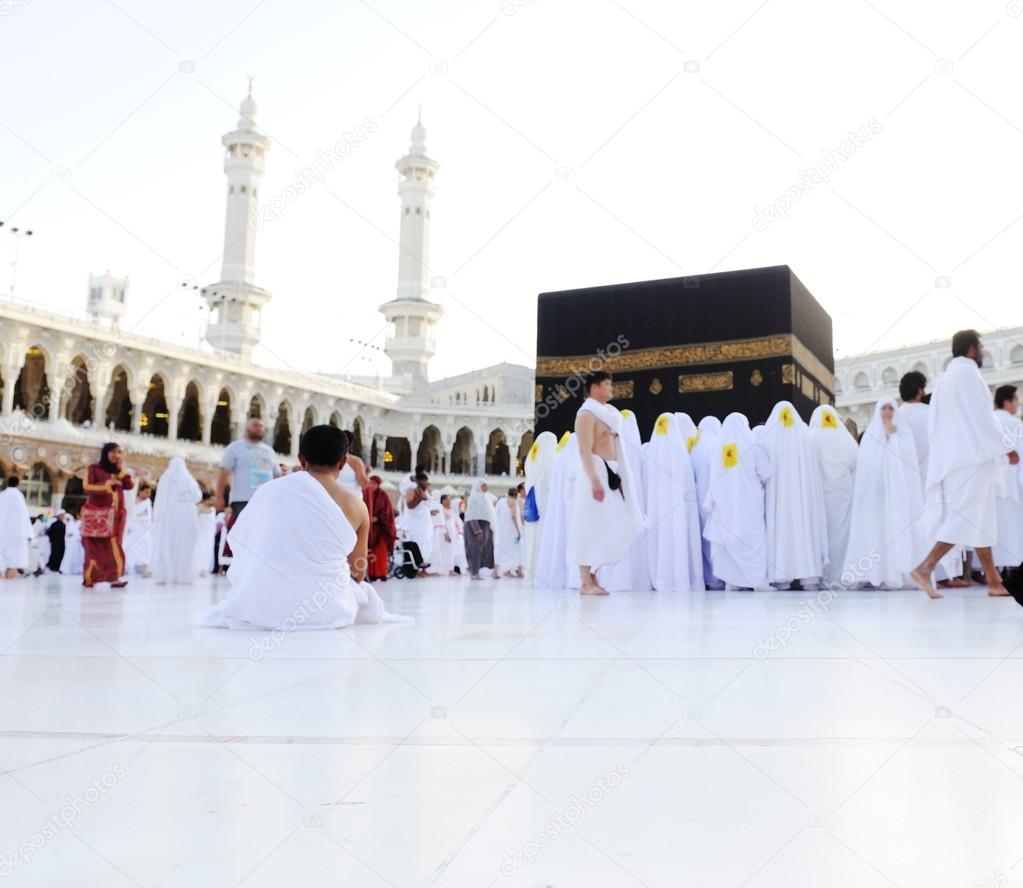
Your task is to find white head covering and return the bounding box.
[643,413,704,591]
[761,401,828,582]
[808,404,859,582]
[673,413,700,453]
[702,412,771,589]
[464,479,496,523]
[843,397,926,587]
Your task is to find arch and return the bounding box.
[210,387,233,446]
[352,417,365,461]
[515,431,534,476]
[881,366,898,387]
[912,361,929,376]
[23,462,52,507]
[482,386,489,403]
[104,364,133,431]
[853,371,870,391]
[1011,346,1023,366]
[141,374,170,437]
[450,426,475,475]
[301,405,317,438]
[384,436,411,473]
[13,345,51,420]
[273,401,292,454]
[370,436,379,467]
[416,425,444,474]
[177,381,203,441]
[328,410,342,428]
[248,393,265,419]
[835,377,844,394]
[63,355,93,425]
[61,476,85,517]
[485,428,510,475]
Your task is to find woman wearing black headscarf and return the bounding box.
[81,442,134,587]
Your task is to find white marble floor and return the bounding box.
[1,571,1022,887]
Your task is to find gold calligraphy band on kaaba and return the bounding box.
[678,371,733,393]
[611,380,634,399]
[536,333,835,392]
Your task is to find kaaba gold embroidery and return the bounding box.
[649,378,663,395]
[750,369,763,387]
[534,384,543,403]
[678,371,734,393]
[612,380,634,399]
[536,334,835,391]
[781,363,795,384]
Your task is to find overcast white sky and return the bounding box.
[1,0,1022,381]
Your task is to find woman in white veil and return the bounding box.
[702,412,771,589]
[691,415,723,588]
[843,397,926,589]
[808,404,858,583]
[151,457,202,585]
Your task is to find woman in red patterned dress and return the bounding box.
[363,475,396,581]
[82,442,134,588]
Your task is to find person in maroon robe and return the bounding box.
[363,475,396,581]
[81,442,134,588]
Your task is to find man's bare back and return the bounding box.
[305,469,370,581]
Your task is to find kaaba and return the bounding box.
[534,265,834,439]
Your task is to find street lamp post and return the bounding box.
[0,222,34,295]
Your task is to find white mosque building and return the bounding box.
[0,89,534,512]
[835,326,1023,432]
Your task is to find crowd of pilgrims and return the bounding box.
[524,373,1023,594]
[2,366,1022,597]
[0,441,531,589]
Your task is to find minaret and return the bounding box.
[203,82,271,359]
[379,110,444,389]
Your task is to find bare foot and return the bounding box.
[470,575,482,581]
[948,577,972,588]
[987,584,1011,597]
[580,583,609,596]
[911,567,942,599]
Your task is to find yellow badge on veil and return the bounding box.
[654,415,670,436]
[556,431,572,452]
[780,406,795,428]
[528,441,540,461]
[620,409,632,419]
[722,442,738,468]
[821,411,838,429]
[686,429,699,453]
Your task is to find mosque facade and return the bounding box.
[835,326,1023,431]
[0,90,535,512]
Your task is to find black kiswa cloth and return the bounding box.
[1003,564,1023,609]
